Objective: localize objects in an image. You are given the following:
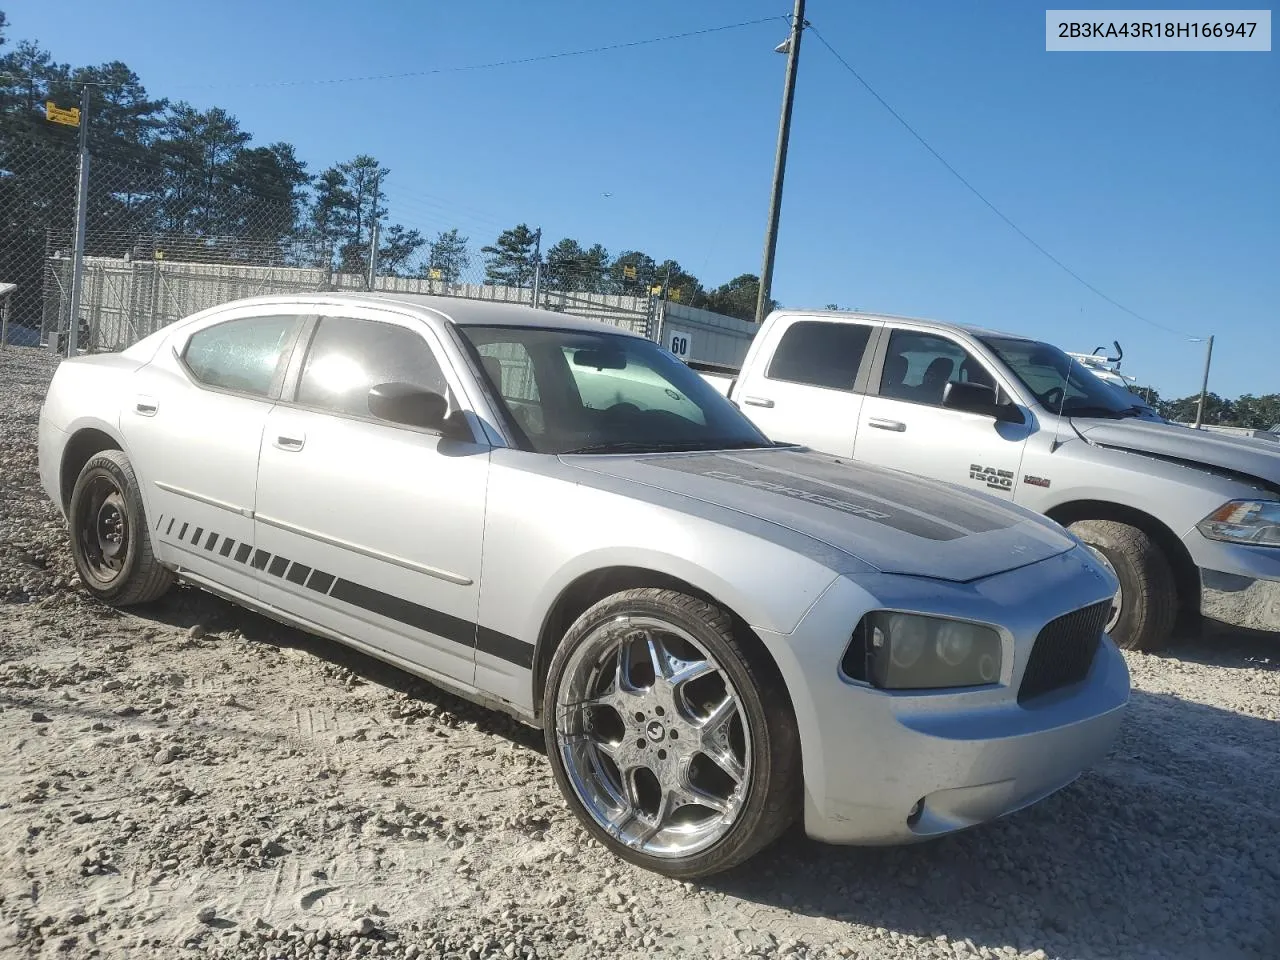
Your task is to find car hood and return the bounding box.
[565,447,1077,583]
[1072,417,1280,490]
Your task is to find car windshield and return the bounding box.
[981,336,1143,418]
[456,324,773,455]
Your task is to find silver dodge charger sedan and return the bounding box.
[37,293,1129,878]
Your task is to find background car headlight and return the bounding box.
[1197,500,1280,546]
[842,612,1003,690]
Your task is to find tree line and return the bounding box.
[0,14,771,321]
[1134,387,1280,430]
[480,225,774,319]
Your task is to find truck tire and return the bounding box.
[543,588,800,878]
[1068,519,1177,652]
[68,450,174,606]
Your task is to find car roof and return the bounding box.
[772,308,1027,341]
[211,292,647,338]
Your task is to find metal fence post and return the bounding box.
[65,86,91,358]
[0,286,13,349]
[530,227,542,308]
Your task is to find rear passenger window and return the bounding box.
[296,316,448,419]
[766,321,871,391]
[183,315,298,397]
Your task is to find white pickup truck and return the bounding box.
[694,309,1280,652]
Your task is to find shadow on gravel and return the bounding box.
[117,583,1277,957]
[1162,619,1280,671]
[136,584,545,752]
[705,691,1279,960]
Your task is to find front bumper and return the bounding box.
[758,547,1129,845]
[1185,532,1280,634]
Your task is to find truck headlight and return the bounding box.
[1197,500,1280,546]
[842,612,1003,690]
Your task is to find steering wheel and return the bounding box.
[1042,386,1065,411]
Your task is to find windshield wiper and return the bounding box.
[1061,404,1135,419]
[561,439,768,455]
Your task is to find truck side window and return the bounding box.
[766,321,871,391]
[880,330,994,407]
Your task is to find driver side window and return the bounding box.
[476,340,545,436]
[879,330,994,408]
[295,316,447,419]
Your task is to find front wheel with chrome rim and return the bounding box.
[543,588,800,878]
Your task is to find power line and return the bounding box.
[2,16,786,92]
[807,25,1193,340]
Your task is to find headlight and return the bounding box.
[842,612,1003,690]
[1196,500,1280,546]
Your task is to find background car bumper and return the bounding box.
[1186,534,1280,634]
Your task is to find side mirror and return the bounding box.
[368,381,451,432]
[942,381,1023,423]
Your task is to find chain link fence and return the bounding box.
[1,135,752,365]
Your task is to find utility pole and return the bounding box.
[754,0,806,325]
[1193,334,1215,429]
[530,227,543,307]
[366,171,381,291]
[66,85,91,357]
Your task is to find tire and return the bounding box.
[67,449,174,606]
[1068,519,1177,652]
[543,588,800,879]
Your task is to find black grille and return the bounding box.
[1018,601,1110,704]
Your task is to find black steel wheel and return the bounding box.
[68,450,173,606]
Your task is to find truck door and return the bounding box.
[731,316,881,457]
[853,326,1032,499]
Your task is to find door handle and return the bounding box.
[868,417,906,432]
[742,396,775,408]
[274,434,305,451]
[134,396,158,416]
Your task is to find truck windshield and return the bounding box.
[457,325,773,455]
[981,336,1141,417]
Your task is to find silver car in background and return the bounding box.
[37,294,1129,878]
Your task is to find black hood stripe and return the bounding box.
[718,454,979,537]
[648,450,1014,542]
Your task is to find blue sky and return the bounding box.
[10,1,1277,398]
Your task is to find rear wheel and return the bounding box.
[543,588,799,878]
[1068,519,1177,652]
[68,450,174,606]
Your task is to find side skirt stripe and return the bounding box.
[161,516,531,668]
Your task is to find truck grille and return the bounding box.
[1017,601,1110,704]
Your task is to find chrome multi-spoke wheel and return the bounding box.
[555,616,751,858]
[544,588,799,878]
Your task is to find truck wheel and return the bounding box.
[1068,519,1177,652]
[543,588,800,879]
[68,450,174,606]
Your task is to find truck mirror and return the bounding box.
[943,381,1024,424]
[943,381,997,415]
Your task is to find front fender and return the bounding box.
[530,542,841,645]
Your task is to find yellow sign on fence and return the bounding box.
[622,264,637,280]
[428,268,443,281]
[45,102,81,127]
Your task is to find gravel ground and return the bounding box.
[1,345,1277,960]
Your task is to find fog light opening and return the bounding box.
[907,798,925,827]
